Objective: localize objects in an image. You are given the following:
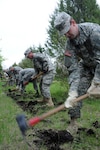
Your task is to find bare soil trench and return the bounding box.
[6,91,100,150]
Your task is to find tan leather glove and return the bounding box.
[87,81,100,97]
[16,85,20,90]
[64,91,78,108]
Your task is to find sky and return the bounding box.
[0,0,59,69]
[0,0,100,69]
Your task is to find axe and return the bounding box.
[16,93,88,136]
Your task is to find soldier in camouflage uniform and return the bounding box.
[3,69,15,86]
[18,68,39,96]
[9,66,23,87]
[54,11,100,134]
[24,49,56,107]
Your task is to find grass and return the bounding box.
[0,78,100,150]
[50,79,69,102]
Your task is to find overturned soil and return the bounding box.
[6,90,100,150]
[25,129,73,150]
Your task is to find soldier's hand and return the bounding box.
[65,91,78,108]
[87,81,100,97]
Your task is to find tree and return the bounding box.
[18,58,33,68]
[0,50,5,71]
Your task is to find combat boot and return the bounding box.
[44,97,54,107]
[66,118,80,135]
[37,96,45,102]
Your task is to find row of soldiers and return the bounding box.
[3,49,56,107]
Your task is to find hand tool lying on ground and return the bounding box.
[16,93,89,136]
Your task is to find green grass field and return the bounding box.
[0,79,100,150]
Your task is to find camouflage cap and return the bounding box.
[24,49,32,58]
[54,12,71,36]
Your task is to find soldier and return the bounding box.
[3,69,15,86]
[24,49,56,107]
[18,68,39,97]
[9,66,23,87]
[54,12,100,134]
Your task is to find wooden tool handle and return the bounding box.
[40,93,89,120]
[31,72,43,80]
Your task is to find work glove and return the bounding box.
[16,85,20,90]
[19,87,23,92]
[64,91,78,108]
[87,81,100,97]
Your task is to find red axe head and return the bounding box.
[16,114,41,135]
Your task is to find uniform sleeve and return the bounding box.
[34,53,49,72]
[90,29,100,83]
[91,28,100,63]
[65,41,82,93]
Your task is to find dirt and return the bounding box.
[6,90,100,150]
[30,129,74,150]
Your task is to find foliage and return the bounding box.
[0,50,5,71]
[18,58,33,68]
[60,0,100,23]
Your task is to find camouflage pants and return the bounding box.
[32,80,38,92]
[68,70,93,119]
[39,70,55,98]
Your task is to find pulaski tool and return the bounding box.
[16,94,88,136]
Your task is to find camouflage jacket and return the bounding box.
[32,53,55,73]
[64,22,100,92]
[18,68,36,81]
[13,66,23,75]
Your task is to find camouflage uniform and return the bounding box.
[9,66,23,86]
[4,69,15,86]
[32,53,56,99]
[18,68,39,94]
[64,23,100,119]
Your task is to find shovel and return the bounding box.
[30,71,43,80]
[8,88,19,92]
[16,93,88,136]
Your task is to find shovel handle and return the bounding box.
[17,93,89,135]
[31,72,43,80]
[35,93,89,121]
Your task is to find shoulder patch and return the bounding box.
[64,50,71,57]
